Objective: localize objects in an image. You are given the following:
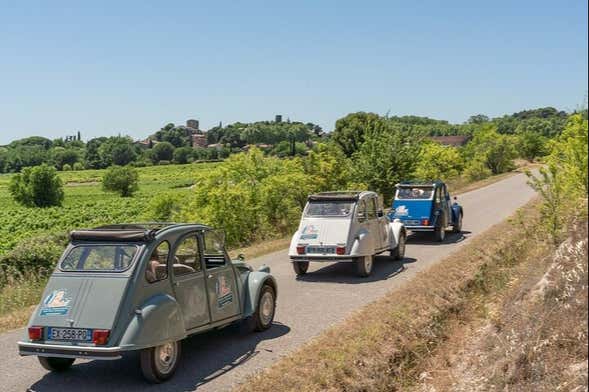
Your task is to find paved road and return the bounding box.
[0,173,536,392]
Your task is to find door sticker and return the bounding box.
[40,289,72,316]
[395,205,409,216]
[216,276,233,308]
[300,224,319,240]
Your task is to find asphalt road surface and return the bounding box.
[0,173,537,392]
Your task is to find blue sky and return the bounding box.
[0,0,587,144]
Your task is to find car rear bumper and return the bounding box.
[18,341,123,360]
[404,225,435,231]
[290,256,355,263]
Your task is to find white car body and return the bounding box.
[289,191,406,276]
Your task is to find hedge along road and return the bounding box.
[0,173,536,392]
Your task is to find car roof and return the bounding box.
[396,180,444,188]
[69,223,213,243]
[307,191,377,202]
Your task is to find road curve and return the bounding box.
[0,173,536,392]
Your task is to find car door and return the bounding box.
[367,196,384,250]
[442,185,451,224]
[171,233,210,330]
[202,230,241,323]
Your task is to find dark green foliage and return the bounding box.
[332,112,388,157]
[0,233,67,281]
[9,164,64,207]
[102,165,139,197]
[173,146,194,164]
[154,123,192,147]
[153,142,175,162]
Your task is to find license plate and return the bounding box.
[48,327,92,342]
[405,220,421,226]
[307,246,335,254]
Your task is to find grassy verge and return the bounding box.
[236,200,554,391]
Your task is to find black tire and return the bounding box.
[434,225,446,242]
[140,341,181,383]
[453,212,463,233]
[38,356,74,372]
[390,232,406,260]
[292,261,309,276]
[356,255,374,277]
[253,284,276,331]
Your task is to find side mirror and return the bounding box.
[237,253,245,261]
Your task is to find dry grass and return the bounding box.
[236,200,545,392]
[413,211,588,392]
[228,236,291,260]
[0,273,47,333]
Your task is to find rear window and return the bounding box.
[304,201,354,217]
[60,245,138,272]
[396,187,434,200]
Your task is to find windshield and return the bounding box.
[396,187,434,200]
[60,245,138,272]
[304,201,354,217]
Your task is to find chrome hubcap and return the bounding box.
[260,291,274,326]
[155,342,177,374]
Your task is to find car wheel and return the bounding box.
[435,225,446,242]
[253,284,276,331]
[453,213,463,233]
[292,261,309,276]
[38,356,75,372]
[390,232,406,260]
[356,255,374,277]
[140,340,181,383]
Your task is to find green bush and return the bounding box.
[173,146,194,164]
[414,141,464,180]
[153,141,175,162]
[62,163,72,171]
[8,164,64,207]
[72,162,84,171]
[0,233,67,283]
[464,158,492,181]
[102,165,139,197]
[145,193,183,222]
[158,160,171,165]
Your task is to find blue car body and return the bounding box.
[388,180,463,238]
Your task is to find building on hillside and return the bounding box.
[135,138,154,149]
[175,119,208,148]
[428,135,470,147]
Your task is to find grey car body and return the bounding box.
[18,223,277,382]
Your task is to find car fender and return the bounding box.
[119,293,185,350]
[388,219,405,249]
[243,271,277,318]
[349,227,373,256]
[451,203,463,223]
[288,230,301,257]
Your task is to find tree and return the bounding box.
[153,142,175,162]
[515,131,548,161]
[9,164,64,207]
[332,112,388,157]
[414,141,464,180]
[467,114,490,124]
[352,129,419,203]
[97,136,138,167]
[465,126,516,174]
[102,166,139,197]
[173,146,193,164]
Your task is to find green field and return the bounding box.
[0,162,218,256]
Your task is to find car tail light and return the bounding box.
[28,326,43,341]
[336,246,346,255]
[92,329,110,345]
[422,219,430,226]
[296,245,306,255]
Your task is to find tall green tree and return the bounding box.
[332,112,388,157]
